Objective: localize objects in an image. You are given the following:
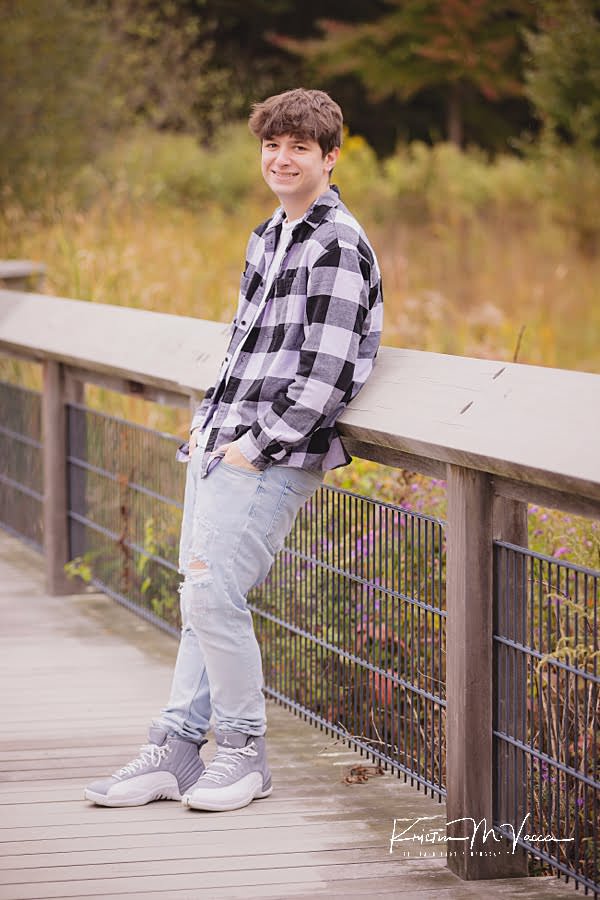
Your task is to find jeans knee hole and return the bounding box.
[184,557,213,586]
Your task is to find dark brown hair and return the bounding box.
[248,88,343,155]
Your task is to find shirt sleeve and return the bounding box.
[236,244,377,468]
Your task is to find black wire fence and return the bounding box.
[494,541,599,896]
[1,376,598,896]
[0,382,43,550]
[254,487,446,796]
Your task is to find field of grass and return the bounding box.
[1,127,599,567]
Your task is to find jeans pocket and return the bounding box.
[265,479,317,555]
[285,469,324,499]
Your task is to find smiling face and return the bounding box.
[261,134,340,220]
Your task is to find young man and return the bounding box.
[84,88,383,812]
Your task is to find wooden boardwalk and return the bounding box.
[0,531,577,900]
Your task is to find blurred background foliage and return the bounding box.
[2,0,600,565]
[2,0,600,194]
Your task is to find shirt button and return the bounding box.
[241,320,246,326]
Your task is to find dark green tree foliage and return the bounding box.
[0,0,105,196]
[97,0,231,135]
[0,0,241,196]
[182,0,387,135]
[523,0,600,256]
[273,0,536,146]
[525,0,600,145]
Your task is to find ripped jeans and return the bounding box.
[154,429,323,741]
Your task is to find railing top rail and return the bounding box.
[0,289,229,397]
[0,260,46,279]
[1,289,599,503]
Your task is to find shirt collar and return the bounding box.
[265,185,341,234]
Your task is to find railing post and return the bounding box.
[65,370,87,562]
[492,496,529,876]
[446,465,526,878]
[42,360,74,594]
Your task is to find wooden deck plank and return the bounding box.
[0,866,576,900]
[0,845,396,872]
[0,531,577,899]
[0,850,443,885]
[3,794,429,827]
[0,812,386,840]
[0,861,487,899]
[73,880,574,900]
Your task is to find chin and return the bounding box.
[270,180,299,194]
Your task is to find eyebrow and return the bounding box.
[263,134,313,143]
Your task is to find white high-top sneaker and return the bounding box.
[182,728,272,812]
[84,726,206,807]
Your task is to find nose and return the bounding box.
[274,145,291,166]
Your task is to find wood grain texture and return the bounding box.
[492,498,529,877]
[446,466,499,878]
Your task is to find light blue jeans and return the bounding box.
[155,430,323,741]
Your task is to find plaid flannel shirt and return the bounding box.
[183,186,383,478]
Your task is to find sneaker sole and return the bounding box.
[83,787,182,807]
[182,784,272,812]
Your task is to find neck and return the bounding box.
[281,181,330,222]
[281,199,310,221]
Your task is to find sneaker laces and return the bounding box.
[114,742,171,779]
[201,742,257,784]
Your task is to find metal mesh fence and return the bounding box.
[494,541,599,896]
[252,487,446,796]
[0,380,43,549]
[67,402,184,634]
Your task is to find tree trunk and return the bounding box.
[447,83,463,147]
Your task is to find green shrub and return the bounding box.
[383,142,490,222]
[538,140,600,257]
[72,124,261,212]
[382,141,535,224]
[335,134,390,221]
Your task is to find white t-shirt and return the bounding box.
[260,216,301,306]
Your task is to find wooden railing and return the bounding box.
[2,287,599,883]
[0,260,46,291]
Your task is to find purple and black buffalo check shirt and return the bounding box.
[183,186,383,478]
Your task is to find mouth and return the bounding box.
[271,170,298,179]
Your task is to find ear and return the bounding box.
[324,147,340,172]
